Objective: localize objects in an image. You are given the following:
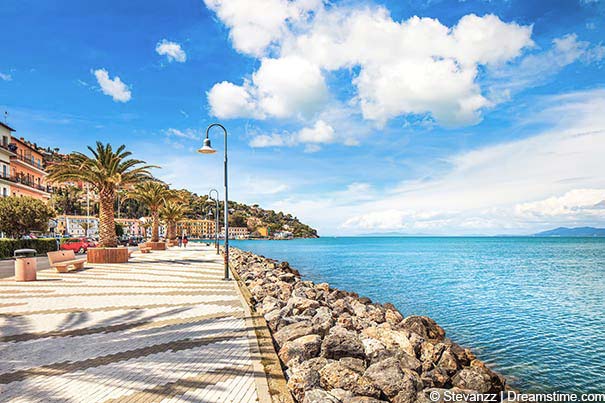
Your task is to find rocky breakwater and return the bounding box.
[230,248,508,403]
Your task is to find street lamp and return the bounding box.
[198,123,230,281]
[207,189,220,255]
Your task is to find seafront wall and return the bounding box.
[229,248,508,403]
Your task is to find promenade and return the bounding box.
[0,244,270,403]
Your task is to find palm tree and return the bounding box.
[161,199,189,241]
[47,142,155,247]
[128,181,174,242]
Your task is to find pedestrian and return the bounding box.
[178,236,182,247]
[183,235,189,248]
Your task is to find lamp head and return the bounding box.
[197,137,216,154]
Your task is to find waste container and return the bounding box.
[14,249,37,282]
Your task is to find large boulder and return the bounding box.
[311,306,334,336]
[274,321,315,348]
[302,389,339,403]
[369,349,422,373]
[399,316,445,341]
[287,358,328,401]
[452,362,504,393]
[319,361,381,398]
[364,357,422,399]
[279,334,322,366]
[361,326,416,357]
[321,326,366,360]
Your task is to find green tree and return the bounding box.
[0,196,55,238]
[115,222,124,238]
[47,142,155,247]
[128,181,174,242]
[160,199,189,241]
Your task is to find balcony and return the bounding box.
[0,172,52,194]
[0,143,17,156]
[11,152,46,171]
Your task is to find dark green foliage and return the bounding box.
[115,222,124,237]
[0,238,58,259]
[0,196,55,238]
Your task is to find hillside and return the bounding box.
[533,227,605,237]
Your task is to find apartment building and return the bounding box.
[220,226,250,239]
[0,122,14,197]
[115,218,146,237]
[9,136,51,200]
[176,219,216,238]
[55,215,99,237]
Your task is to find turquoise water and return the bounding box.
[229,237,605,393]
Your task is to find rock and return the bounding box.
[385,308,405,326]
[302,388,340,403]
[259,296,283,314]
[321,326,366,360]
[437,348,460,374]
[288,369,321,401]
[274,321,315,348]
[399,316,445,341]
[348,398,389,403]
[361,327,416,357]
[338,357,366,374]
[279,334,322,366]
[452,365,498,393]
[264,309,283,332]
[420,367,450,388]
[361,337,386,359]
[311,306,334,336]
[364,357,422,399]
[419,342,446,364]
[368,348,421,372]
[291,296,320,312]
[328,388,355,401]
[319,361,381,398]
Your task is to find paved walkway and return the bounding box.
[0,244,269,403]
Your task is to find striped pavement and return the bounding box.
[0,244,269,403]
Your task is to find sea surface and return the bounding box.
[228,237,605,393]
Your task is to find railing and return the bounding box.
[10,153,45,170]
[0,143,16,155]
[0,173,52,193]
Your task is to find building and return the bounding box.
[176,219,216,238]
[115,218,146,238]
[220,226,250,239]
[257,227,269,237]
[0,122,15,197]
[273,231,294,240]
[9,136,51,200]
[55,215,99,237]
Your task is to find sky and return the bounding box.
[1,0,605,236]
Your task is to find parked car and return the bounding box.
[118,236,143,246]
[60,238,97,254]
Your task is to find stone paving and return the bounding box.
[0,244,269,403]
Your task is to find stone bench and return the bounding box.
[47,250,86,273]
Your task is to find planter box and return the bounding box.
[87,247,130,264]
[167,240,179,247]
[147,242,167,251]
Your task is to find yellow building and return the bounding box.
[257,227,269,237]
[176,219,216,238]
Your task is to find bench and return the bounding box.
[138,243,152,254]
[47,250,86,273]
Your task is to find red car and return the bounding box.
[60,238,97,254]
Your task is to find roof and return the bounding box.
[0,122,15,132]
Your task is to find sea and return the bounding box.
[228,236,605,393]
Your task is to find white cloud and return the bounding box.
[249,119,335,150]
[208,56,328,119]
[0,72,12,81]
[206,2,534,127]
[165,128,200,140]
[155,39,187,63]
[202,0,322,57]
[92,68,132,102]
[488,34,605,103]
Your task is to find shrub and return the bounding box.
[0,238,58,259]
[0,196,55,238]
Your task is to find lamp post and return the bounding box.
[198,123,230,281]
[207,189,220,255]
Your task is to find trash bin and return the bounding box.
[14,249,37,282]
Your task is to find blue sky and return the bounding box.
[1,0,605,235]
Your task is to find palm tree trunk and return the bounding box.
[167,221,176,240]
[151,209,160,242]
[99,189,117,247]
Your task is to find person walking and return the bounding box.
[178,236,182,248]
[183,235,189,248]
